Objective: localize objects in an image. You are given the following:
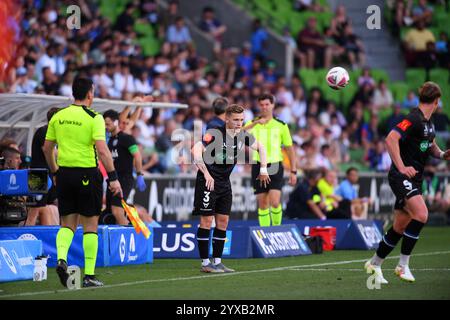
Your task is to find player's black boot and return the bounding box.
[56,259,69,288]
[83,275,104,287]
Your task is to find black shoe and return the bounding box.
[56,259,69,288]
[83,275,104,287]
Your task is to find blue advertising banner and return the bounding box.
[0,240,42,282]
[250,224,312,258]
[0,170,29,195]
[108,226,153,266]
[153,227,251,258]
[337,220,383,250]
[0,226,109,267]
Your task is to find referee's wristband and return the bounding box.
[259,167,268,175]
[107,170,118,182]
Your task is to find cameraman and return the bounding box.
[0,147,27,226]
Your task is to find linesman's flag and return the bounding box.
[121,200,151,239]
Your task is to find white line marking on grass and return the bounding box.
[288,268,450,272]
[1,250,449,299]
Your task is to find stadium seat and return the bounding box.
[390,82,409,102]
[429,68,449,85]
[299,68,319,90]
[406,68,426,92]
[371,69,390,84]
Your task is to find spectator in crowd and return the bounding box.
[167,16,192,47]
[250,19,269,61]
[199,7,227,52]
[339,24,366,70]
[160,0,180,38]
[357,67,376,90]
[317,169,352,219]
[361,113,382,150]
[372,80,394,110]
[402,90,419,109]
[297,17,331,68]
[1,147,22,170]
[115,3,136,33]
[366,139,392,172]
[411,0,434,26]
[295,0,326,12]
[335,167,370,219]
[435,31,449,67]
[403,21,435,66]
[286,169,326,220]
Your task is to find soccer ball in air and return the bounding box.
[326,66,349,90]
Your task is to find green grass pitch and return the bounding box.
[1,226,449,300]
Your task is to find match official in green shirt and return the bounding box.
[43,77,122,288]
[245,94,297,226]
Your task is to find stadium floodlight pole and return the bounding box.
[0,93,188,155]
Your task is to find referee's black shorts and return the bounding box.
[56,167,103,217]
[192,173,232,216]
[106,173,134,208]
[388,170,422,210]
[251,162,284,194]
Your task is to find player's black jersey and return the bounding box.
[108,131,137,175]
[201,125,255,181]
[390,107,436,181]
[30,125,48,169]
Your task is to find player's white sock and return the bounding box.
[213,258,221,265]
[371,254,384,266]
[399,254,410,266]
[202,259,210,267]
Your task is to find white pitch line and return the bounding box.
[1,250,449,299]
[288,268,450,272]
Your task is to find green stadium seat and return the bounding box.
[138,36,161,57]
[371,69,390,84]
[429,68,449,86]
[390,82,409,102]
[134,21,155,37]
[406,68,426,92]
[299,68,319,90]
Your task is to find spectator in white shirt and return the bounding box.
[134,70,152,94]
[35,44,57,82]
[372,80,393,110]
[114,63,135,95]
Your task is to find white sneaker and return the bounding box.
[365,260,389,284]
[395,265,415,282]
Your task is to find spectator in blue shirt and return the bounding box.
[336,167,370,219]
[167,16,192,46]
[402,90,419,109]
[251,19,269,60]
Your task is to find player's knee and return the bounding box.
[200,216,213,229]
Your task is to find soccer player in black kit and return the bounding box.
[365,82,450,284]
[103,110,147,225]
[192,104,271,273]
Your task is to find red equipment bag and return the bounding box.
[309,226,337,251]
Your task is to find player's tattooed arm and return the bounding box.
[430,139,450,160]
[192,141,215,191]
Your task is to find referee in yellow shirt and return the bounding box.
[245,94,297,226]
[43,77,122,288]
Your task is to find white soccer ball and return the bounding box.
[326,66,349,90]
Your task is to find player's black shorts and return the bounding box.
[388,170,422,210]
[251,162,284,194]
[192,173,232,216]
[106,174,134,208]
[56,167,103,217]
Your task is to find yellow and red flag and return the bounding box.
[121,200,151,239]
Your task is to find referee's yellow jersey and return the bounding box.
[245,118,293,163]
[45,104,106,168]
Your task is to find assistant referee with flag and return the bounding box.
[43,77,122,288]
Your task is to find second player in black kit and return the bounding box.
[192,104,270,273]
[104,110,146,225]
[365,82,450,284]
